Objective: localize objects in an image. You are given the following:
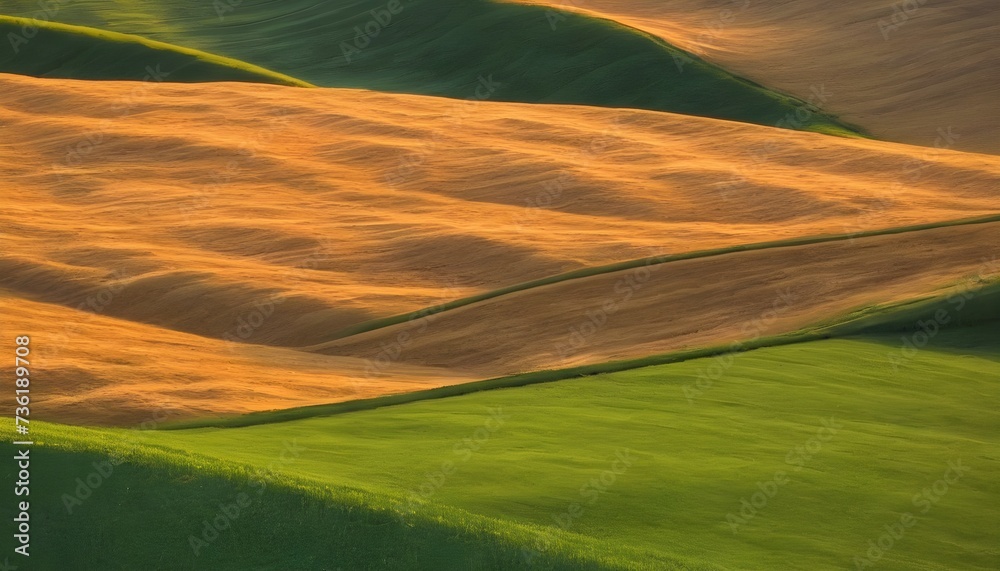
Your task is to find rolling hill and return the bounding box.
[1,0,857,133]
[1,4,996,569]
[508,0,1000,153]
[2,73,999,425]
[0,16,310,85]
[6,321,998,570]
[313,220,1000,376]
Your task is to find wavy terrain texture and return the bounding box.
[315,221,1000,376]
[0,294,476,426]
[510,0,1000,153]
[0,0,854,133]
[6,323,998,569]
[0,16,310,85]
[2,74,999,424]
[1,2,997,569]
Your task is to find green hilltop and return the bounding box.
[0,15,311,85]
[2,1,860,135]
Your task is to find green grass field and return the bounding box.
[2,1,859,134]
[1,4,990,568]
[0,16,311,85]
[6,320,997,570]
[7,448,674,570]
[158,277,1000,430]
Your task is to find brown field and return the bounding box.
[2,73,998,424]
[314,222,1000,376]
[509,0,1000,154]
[0,293,474,426]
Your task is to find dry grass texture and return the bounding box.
[2,73,998,423]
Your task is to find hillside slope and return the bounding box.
[313,221,1000,376]
[0,16,310,85]
[2,74,999,424]
[7,325,998,570]
[508,0,1000,153]
[1,0,854,133]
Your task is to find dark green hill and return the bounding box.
[2,2,860,134]
[0,16,311,85]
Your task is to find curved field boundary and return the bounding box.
[0,15,313,86]
[165,280,1000,429]
[2,423,704,570]
[320,212,1000,344]
[2,0,853,134]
